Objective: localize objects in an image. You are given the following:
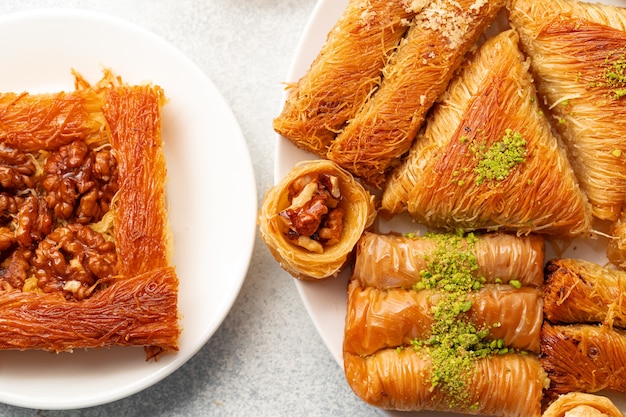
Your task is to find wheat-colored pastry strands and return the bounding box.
[273,0,428,157]
[509,0,626,221]
[344,348,546,416]
[327,0,506,189]
[543,258,626,328]
[380,29,592,238]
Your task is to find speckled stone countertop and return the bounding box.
[0,1,381,416]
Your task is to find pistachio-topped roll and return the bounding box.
[352,231,545,289]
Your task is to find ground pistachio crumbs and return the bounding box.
[590,50,626,99]
[469,129,527,186]
[408,231,507,409]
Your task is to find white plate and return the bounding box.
[0,9,256,410]
[274,0,626,415]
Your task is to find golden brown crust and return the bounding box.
[380,29,592,237]
[104,84,171,275]
[257,159,375,280]
[273,0,426,157]
[508,0,626,221]
[0,266,178,351]
[0,71,180,354]
[327,0,507,188]
[540,323,626,399]
[344,280,543,356]
[352,231,545,289]
[344,348,546,416]
[0,92,107,152]
[543,258,626,328]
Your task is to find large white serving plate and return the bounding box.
[274,0,626,415]
[0,8,256,410]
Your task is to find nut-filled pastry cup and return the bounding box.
[258,160,375,280]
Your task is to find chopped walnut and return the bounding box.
[0,194,52,250]
[0,248,32,291]
[42,141,118,224]
[0,144,37,191]
[317,207,345,246]
[0,193,22,250]
[280,174,345,252]
[32,223,117,300]
[15,196,52,248]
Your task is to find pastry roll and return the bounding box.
[273,0,427,157]
[380,29,592,237]
[0,71,180,355]
[540,323,626,398]
[344,280,543,356]
[327,0,506,188]
[543,258,626,328]
[543,392,624,417]
[344,348,547,416]
[258,160,375,280]
[352,231,545,289]
[508,0,626,222]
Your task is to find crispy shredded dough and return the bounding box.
[540,323,626,400]
[344,348,547,416]
[273,0,426,157]
[543,258,626,329]
[327,0,506,188]
[380,29,592,237]
[509,0,626,222]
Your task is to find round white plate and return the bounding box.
[0,9,256,410]
[274,0,626,415]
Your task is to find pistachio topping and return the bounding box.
[409,231,514,408]
[589,50,626,99]
[470,129,527,185]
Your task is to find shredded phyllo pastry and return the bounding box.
[541,259,626,402]
[0,69,179,358]
[273,0,426,157]
[327,0,505,189]
[381,29,592,237]
[509,0,626,222]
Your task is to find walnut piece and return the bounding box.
[32,223,117,300]
[280,174,345,252]
[0,144,37,191]
[0,248,32,291]
[42,141,118,224]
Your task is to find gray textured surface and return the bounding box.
[0,1,382,416]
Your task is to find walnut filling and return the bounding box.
[279,173,345,253]
[0,140,119,301]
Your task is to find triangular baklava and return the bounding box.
[381,29,592,237]
[508,0,626,222]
